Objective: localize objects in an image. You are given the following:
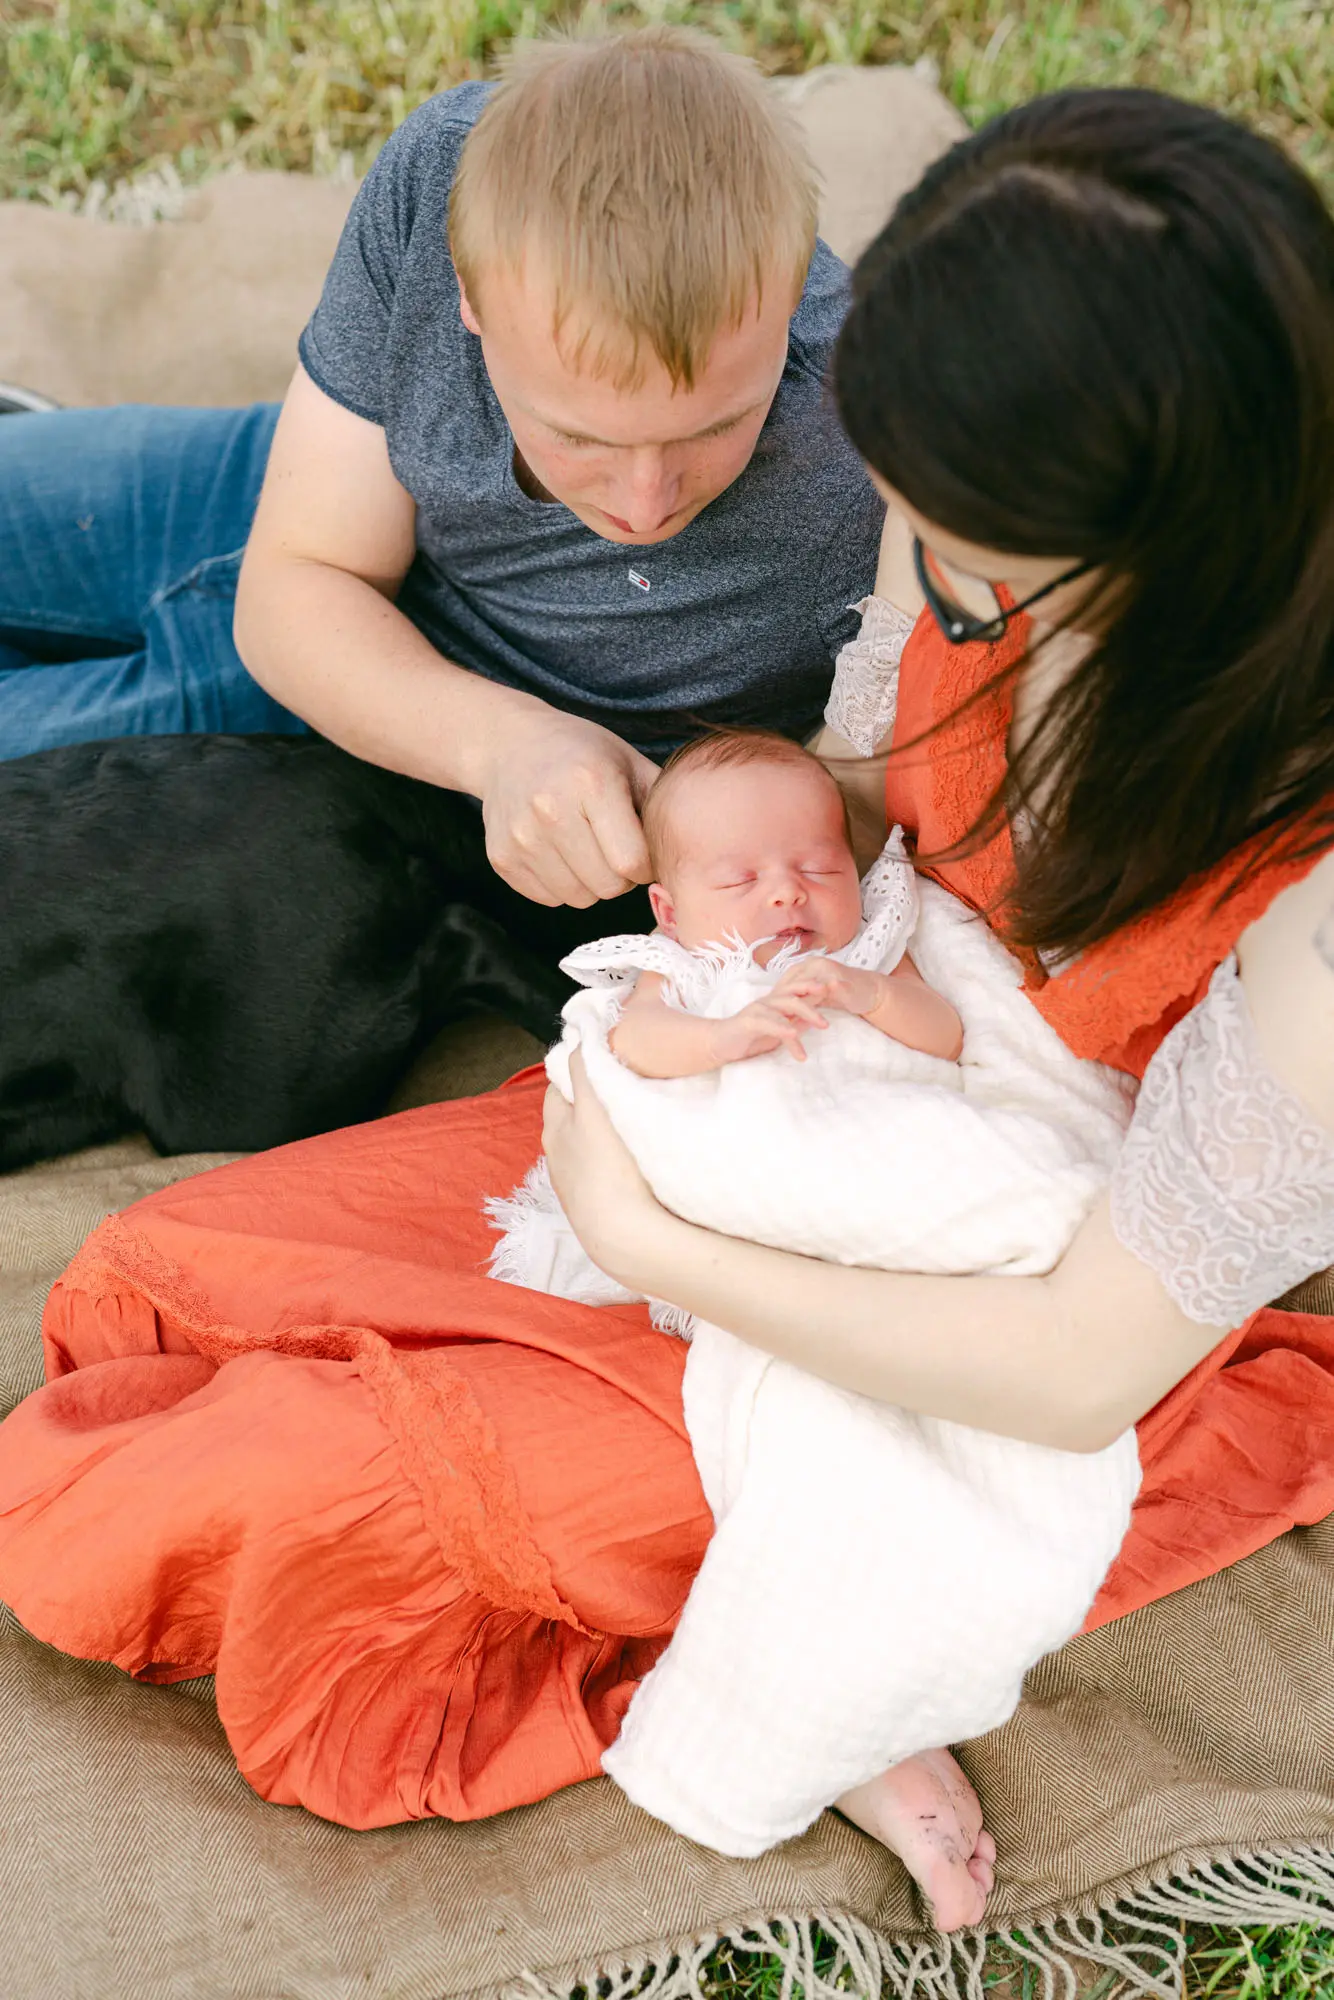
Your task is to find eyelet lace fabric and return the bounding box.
[823,595,916,755]
[1110,956,1334,1326]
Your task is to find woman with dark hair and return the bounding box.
[544,84,1334,1911]
[0,89,1330,1936]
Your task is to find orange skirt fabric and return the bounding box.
[0,1072,1331,1828]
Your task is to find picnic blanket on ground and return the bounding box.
[1,1087,1332,2000]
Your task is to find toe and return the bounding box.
[921,1840,991,1932]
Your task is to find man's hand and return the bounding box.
[237,370,658,911]
[479,712,658,907]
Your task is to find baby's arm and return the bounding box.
[609,971,829,1077]
[775,955,964,1062]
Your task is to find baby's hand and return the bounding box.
[772,957,888,1020]
[707,990,831,1066]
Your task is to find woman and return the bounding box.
[0,89,1331,1936]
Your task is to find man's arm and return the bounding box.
[234,365,656,907]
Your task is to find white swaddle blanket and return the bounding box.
[488,836,1143,1856]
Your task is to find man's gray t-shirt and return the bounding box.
[300,83,883,759]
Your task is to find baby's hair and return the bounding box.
[643,728,853,877]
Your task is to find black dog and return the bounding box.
[0,734,647,1171]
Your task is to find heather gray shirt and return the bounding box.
[300,83,883,758]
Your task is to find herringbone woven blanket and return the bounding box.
[1,1082,1331,1999]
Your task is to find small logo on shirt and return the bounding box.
[628,568,651,592]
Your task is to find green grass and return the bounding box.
[2,0,1332,1993]
[3,0,1333,206]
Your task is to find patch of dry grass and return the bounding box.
[2,0,1333,207]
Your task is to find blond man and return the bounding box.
[0,29,881,963]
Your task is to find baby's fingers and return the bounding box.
[751,1005,809,1060]
[770,994,828,1030]
[775,967,834,997]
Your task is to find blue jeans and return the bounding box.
[0,403,308,760]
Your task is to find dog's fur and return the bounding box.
[0,734,646,1171]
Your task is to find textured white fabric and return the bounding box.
[1111,955,1334,1326]
[608,1334,1140,1855]
[823,594,915,754]
[487,838,1141,1854]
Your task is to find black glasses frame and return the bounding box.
[913,537,1094,646]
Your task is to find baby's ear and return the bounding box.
[648,883,677,936]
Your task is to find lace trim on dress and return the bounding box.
[558,829,921,1012]
[1110,956,1334,1326]
[824,595,916,755]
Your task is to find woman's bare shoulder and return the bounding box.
[1236,845,1334,1126]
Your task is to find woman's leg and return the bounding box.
[0,403,305,756]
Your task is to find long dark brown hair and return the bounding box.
[834,88,1334,958]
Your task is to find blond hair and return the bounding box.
[449,26,818,389]
[643,729,852,877]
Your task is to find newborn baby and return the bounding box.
[489,727,1138,1930]
[614,730,962,1078]
[614,732,992,1908]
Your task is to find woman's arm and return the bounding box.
[545,1077,1210,1453]
[544,853,1334,1455]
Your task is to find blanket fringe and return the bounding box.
[491,1845,1334,2000]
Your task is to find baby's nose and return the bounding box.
[768,872,807,905]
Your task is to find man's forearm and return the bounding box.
[234,550,551,794]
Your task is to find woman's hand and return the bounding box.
[543,1050,677,1287]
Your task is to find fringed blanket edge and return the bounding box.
[482,1843,1334,2000]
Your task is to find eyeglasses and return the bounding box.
[913,537,1094,646]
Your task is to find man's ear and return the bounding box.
[458,276,482,337]
[648,882,677,936]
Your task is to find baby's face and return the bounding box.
[648,759,862,965]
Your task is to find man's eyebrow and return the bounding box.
[540,400,766,447]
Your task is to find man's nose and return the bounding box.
[615,450,682,534]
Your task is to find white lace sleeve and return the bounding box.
[824,595,916,755]
[1110,957,1334,1326]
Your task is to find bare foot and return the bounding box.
[836,1747,996,1932]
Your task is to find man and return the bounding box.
[0,27,881,931]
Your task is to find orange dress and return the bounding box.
[0,610,1329,1828]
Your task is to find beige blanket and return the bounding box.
[2,1043,1332,2000]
